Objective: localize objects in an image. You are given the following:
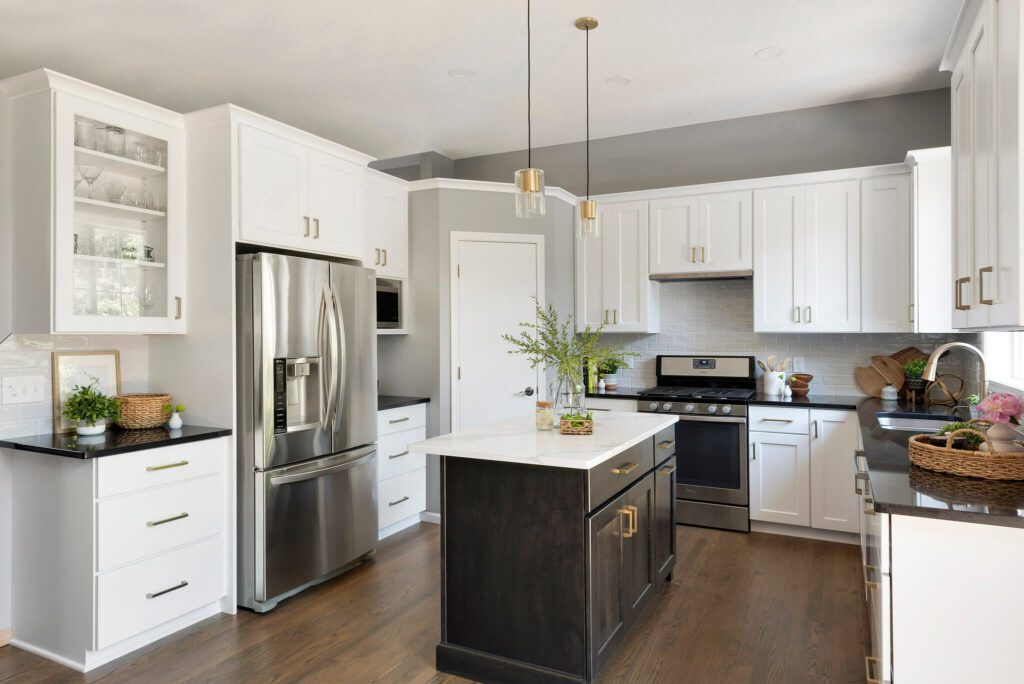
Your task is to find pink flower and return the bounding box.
[977,392,1024,425]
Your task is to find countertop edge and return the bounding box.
[0,427,233,459]
[873,501,1024,528]
[378,395,431,411]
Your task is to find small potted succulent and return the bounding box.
[903,359,928,392]
[62,381,121,436]
[599,357,625,390]
[163,402,186,430]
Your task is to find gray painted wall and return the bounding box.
[454,89,951,196]
[377,188,575,512]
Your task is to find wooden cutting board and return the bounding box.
[891,347,928,365]
[870,355,905,389]
[855,366,889,398]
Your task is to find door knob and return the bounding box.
[521,387,535,396]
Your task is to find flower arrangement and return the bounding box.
[976,392,1024,425]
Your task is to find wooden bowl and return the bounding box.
[790,373,814,384]
[789,379,810,389]
[790,386,811,397]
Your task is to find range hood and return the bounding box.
[649,270,753,282]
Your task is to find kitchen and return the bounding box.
[1,1,1023,682]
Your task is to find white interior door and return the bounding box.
[452,233,544,431]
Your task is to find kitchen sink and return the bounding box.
[876,412,959,432]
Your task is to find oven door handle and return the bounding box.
[675,415,747,424]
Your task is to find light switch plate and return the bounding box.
[2,375,46,405]
[790,357,806,373]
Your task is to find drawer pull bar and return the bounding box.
[147,512,189,527]
[146,580,189,600]
[656,440,676,449]
[864,506,877,516]
[658,464,677,476]
[760,418,794,424]
[617,507,635,538]
[612,462,639,475]
[389,450,410,460]
[388,496,410,507]
[388,417,410,424]
[865,656,881,684]
[146,460,189,472]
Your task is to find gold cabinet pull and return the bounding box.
[612,462,638,475]
[656,440,676,449]
[955,276,970,310]
[147,512,189,527]
[603,309,609,324]
[760,418,794,424]
[865,656,881,684]
[303,215,311,237]
[612,309,618,324]
[618,507,634,538]
[625,504,638,534]
[313,217,320,239]
[690,246,697,263]
[146,460,189,472]
[794,306,801,323]
[147,580,188,599]
[388,450,410,460]
[388,496,410,507]
[805,306,812,323]
[700,246,706,262]
[658,464,677,476]
[864,506,877,516]
[979,266,994,305]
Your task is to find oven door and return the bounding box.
[675,415,747,506]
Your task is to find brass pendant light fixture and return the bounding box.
[515,0,546,218]
[576,16,599,239]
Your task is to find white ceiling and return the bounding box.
[0,0,962,160]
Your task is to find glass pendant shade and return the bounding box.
[578,199,599,239]
[515,167,546,218]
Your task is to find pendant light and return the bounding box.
[515,0,546,218]
[576,16,599,239]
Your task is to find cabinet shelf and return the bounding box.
[75,197,166,220]
[74,254,166,269]
[74,146,165,179]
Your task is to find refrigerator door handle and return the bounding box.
[317,284,329,428]
[331,283,347,424]
[268,449,375,486]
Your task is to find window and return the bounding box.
[983,331,1024,392]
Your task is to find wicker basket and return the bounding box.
[116,393,172,429]
[560,418,594,436]
[908,428,1024,481]
[908,465,1024,510]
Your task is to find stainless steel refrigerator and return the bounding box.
[236,252,378,612]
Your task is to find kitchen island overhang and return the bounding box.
[411,412,679,684]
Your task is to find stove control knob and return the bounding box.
[706,404,718,414]
[721,405,733,415]
[683,404,696,413]
[648,402,660,412]
[662,403,674,412]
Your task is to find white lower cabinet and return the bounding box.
[10,437,230,672]
[749,407,859,534]
[377,403,427,539]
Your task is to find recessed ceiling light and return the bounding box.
[605,75,631,87]
[755,46,784,59]
[448,67,476,79]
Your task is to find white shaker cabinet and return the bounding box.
[754,181,859,332]
[365,169,410,280]
[238,125,308,250]
[749,429,810,527]
[808,409,860,534]
[861,174,913,333]
[307,149,364,258]
[649,192,751,278]
[649,196,699,276]
[576,201,659,333]
[906,148,955,333]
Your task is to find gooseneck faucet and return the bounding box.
[922,341,987,398]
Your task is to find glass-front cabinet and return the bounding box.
[54,91,185,333]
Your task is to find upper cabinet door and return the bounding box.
[699,190,752,273]
[861,175,912,333]
[601,202,651,332]
[649,197,699,276]
[238,125,308,250]
[365,174,409,279]
[753,186,805,332]
[576,217,606,330]
[803,180,860,332]
[968,4,997,328]
[307,150,364,260]
[952,65,974,330]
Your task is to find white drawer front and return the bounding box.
[97,474,224,571]
[378,404,426,436]
[96,535,224,649]
[749,406,809,434]
[97,438,226,498]
[378,467,426,529]
[378,427,426,482]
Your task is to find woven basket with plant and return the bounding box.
[116,393,172,429]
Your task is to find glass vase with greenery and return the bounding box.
[62,380,121,435]
[503,303,635,418]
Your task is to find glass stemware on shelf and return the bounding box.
[101,180,126,204]
[76,165,103,199]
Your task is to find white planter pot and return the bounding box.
[76,422,106,436]
[167,411,183,430]
[602,374,619,390]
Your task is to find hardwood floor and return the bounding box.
[0,523,866,683]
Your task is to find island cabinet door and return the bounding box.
[622,474,656,623]
[588,490,629,673]
[654,455,677,581]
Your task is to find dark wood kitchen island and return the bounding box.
[411,412,678,684]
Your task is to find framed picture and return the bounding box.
[52,351,122,434]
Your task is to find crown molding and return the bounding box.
[408,177,578,205]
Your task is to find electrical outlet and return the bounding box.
[791,357,806,373]
[2,375,45,405]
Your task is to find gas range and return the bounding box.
[638,355,756,417]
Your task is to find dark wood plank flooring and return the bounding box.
[0,524,866,683]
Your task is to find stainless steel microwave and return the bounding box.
[376,277,403,330]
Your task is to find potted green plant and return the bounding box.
[163,402,186,430]
[928,421,986,450]
[503,303,635,434]
[903,358,928,392]
[62,381,121,436]
[965,394,981,420]
[598,357,625,390]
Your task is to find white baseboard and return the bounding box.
[378,513,424,540]
[419,511,441,525]
[751,520,859,545]
[0,627,12,647]
[9,639,85,671]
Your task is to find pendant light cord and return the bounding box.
[527,0,532,169]
[585,24,590,200]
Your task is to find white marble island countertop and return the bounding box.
[409,411,678,470]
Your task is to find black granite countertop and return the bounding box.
[854,398,1024,528]
[378,394,430,411]
[585,388,644,400]
[0,425,232,459]
[751,394,863,410]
